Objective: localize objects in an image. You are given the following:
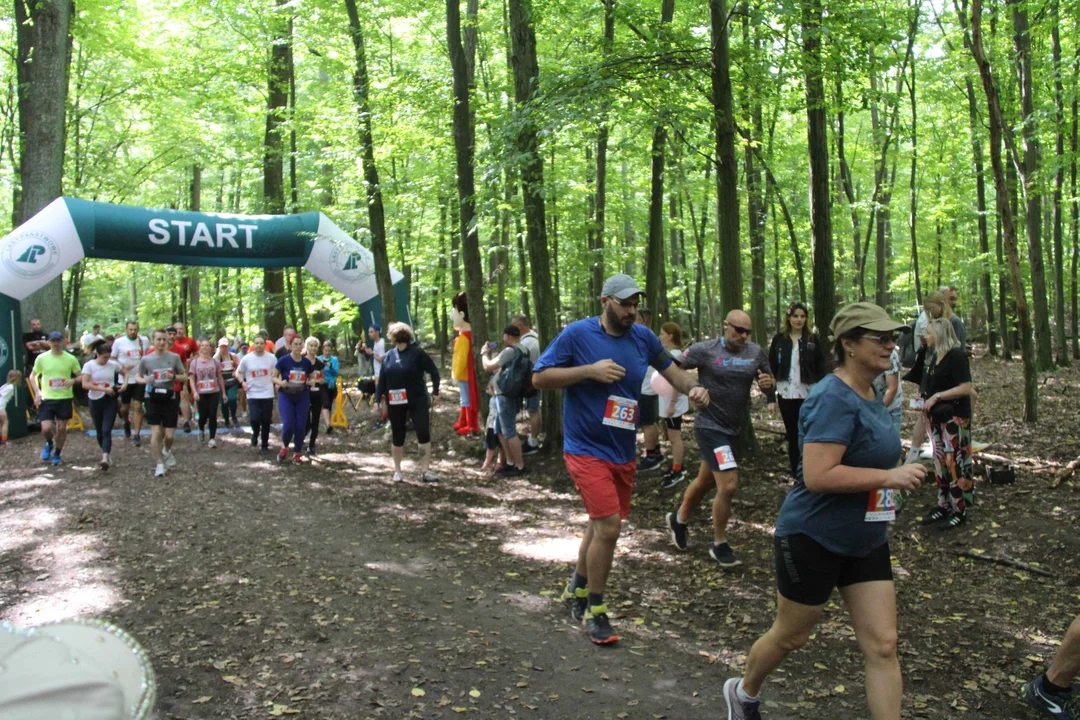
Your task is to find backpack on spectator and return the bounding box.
[497,346,536,398]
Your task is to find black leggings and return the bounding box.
[249,397,274,449]
[778,397,804,476]
[306,390,324,449]
[388,402,431,447]
[89,396,118,453]
[197,393,220,439]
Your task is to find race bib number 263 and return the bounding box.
[602,395,638,430]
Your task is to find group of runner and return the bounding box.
[19,320,342,476]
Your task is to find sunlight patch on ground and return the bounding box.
[501,535,580,563]
[0,505,63,553]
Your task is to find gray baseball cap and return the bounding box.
[600,274,644,300]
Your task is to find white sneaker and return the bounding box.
[154,463,166,477]
[392,471,403,483]
[208,438,216,449]
[163,451,177,468]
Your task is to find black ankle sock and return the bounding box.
[569,571,587,592]
[1042,673,1071,695]
[587,592,604,609]
[647,448,661,457]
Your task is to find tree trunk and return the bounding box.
[803,0,834,334]
[1051,5,1069,365]
[744,10,766,345]
[15,0,73,335]
[971,0,1037,420]
[711,0,742,315]
[836,78,863,300]
[1010,0,1053,371]
[508,0,559,448]
[907,65,922,307]
[345,0,396,324]
[1072,38,1079,361]
[262,0,289,340]
[645,0,675,328]
[590,0,615,315]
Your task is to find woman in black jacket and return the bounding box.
[767,302,827,475]
[376,322,441,484]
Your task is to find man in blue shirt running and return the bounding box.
[533,274,708,644]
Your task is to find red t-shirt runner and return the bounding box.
[171,337,198,392]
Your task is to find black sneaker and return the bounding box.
[666,512,689,551]
[709,542,742,568]
[326,426,334,435]
[522,441,540,455]
[183,421,192,433]
[582,605,618,645]
[558,584,588,622]
[942,511,966,530]
[1024,676,1078,719]
[637,454,663,473]
[920,507,949,526]
[722,677,762,720]
[661,467,686,489]
[250,434,258,447]
[132,435,142,448]
[124,419,131,438]
[494,463,516,475]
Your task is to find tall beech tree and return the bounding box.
[644,0,675,327]
[803,0,834,334]
[15,0,73,335]
[712,0,742,316]
[344,0,396,325]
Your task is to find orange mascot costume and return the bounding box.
[451,292,481,435]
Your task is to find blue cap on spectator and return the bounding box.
[370,323,381,332]
[47,331,64,341]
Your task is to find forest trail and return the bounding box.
[3,355,1079,719]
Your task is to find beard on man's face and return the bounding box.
[603,303,635,330]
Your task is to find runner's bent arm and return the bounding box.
[657,364,709,407]
[803,442,924,494]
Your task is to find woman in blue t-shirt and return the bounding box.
[272,335,314,465]
[722,303,928,720]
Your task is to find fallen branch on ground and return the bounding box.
[954,550,1052,577]
[1052,456,1080,489]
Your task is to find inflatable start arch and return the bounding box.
[0,197,410,435]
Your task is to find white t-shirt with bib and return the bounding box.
[237,352,277,399]
[81,359,123,401]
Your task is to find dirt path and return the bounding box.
[2,356,1078,719]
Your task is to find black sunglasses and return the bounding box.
[726,322,751,336]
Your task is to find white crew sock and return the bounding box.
[736,679,758,702]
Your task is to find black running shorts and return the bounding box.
[638,394,659,426]
[663,416,683,431]
[774,533,893,607]
[121,383,145,404]
[38,399,73,422]
[145,395,179,428]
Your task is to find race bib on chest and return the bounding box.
[389,389,408,405]
[124,349,141,360]
[48,378,66,389]
[90,381,113,391]
[311,370,323,383]
[713,445,738,471]
[602,395,638,430]
[152,369,173,382]
[865,489,897,522]
[197,379,217,392]
[221,361,234,372]
[251,368,269,379]
[288,369,306,383]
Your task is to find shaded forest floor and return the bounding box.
[1,352,1078,719]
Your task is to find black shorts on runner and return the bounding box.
[663,416,683,431]
[774,533,893,606]
[639,394,659,426]
[121,383,145,404]
[695,426,738,472]
[145,396,179,428]
[38,399,73,423]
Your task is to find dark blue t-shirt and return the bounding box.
[774,373,903,557]
[275,354,313,393]
[533,318,672,465]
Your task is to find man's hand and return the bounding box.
[756,370,775,391]
[589,359,626,384]
[33,395,42,408]
[431,395,440,408]
[688,385,709,409]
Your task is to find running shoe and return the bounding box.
[709,542,742,568]
[163,451,177,468]
[307,445,318,457]
[1024,676,1078,719]
[920,507,949,526]
[582,605,618,645]
[277,448,289,464]
[223,418,231,429]
[667,512,689,551]
[50,451,63,466]
[124,420,131,437]
[260,446,270,454]
[522,441,540,455]
[722,678,762,720]
[199,431,205,442]
[208,438,216,449]
[326,426,333,435]
[392,471,403,483]
[942,511,966,530]
[183,421,192,433]
[100,455,110,472]
[558,584,588,623]
[661,467,686,489]
[421,471,439,484]
[40,442,53,462]
[293,453,304,465]
[154,463,166,478]
[637,454,663,473]
[132,435,142,448]
[494,463,517,475]
[250,434,258,447]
